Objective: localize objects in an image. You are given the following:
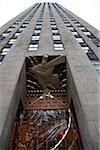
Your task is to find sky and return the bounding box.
[0,0,100,30]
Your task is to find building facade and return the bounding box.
[0,2,100,150]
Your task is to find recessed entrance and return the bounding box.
[9,55,84,149]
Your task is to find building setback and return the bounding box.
[0,2,100,150]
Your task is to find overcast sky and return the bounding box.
[0,0,100,30]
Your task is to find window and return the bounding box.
[34,30,41,34]
[11,24,18,28]
[54,43,64,50]
[36,25,42,28]
[29,44,38,48]
[92,60,100,71]
[51,22,56,25]
[50,20,55,22]
[52,30,59,34]
[0,37,17,61]
[1,47,10,56]
[54,40,63,44]
[19,28,25,31]
[54,47,64,50]
[74,23,81,26]
[74,34,81,38]
[2,48,10,52]
[64,21,69,24]
[86,33,100,47]
[24,21,30,24]
[7,28,14,32]
[28,44,38,51]
[91,37,100,47]
[16,29,22,33]
[4,43,12,48]
[22,24,28,27]
[1,51,8,55]
[81,47,90,53]
[51,25,57,28]
[30,40,39,45]
[71,19,77,22]
[52,32,59,36]
[8,39,16,44]
[87,34,94,39]
[2,33,9,37]
[35,26,41,30]
[66,23,71,26]
[26,18,31,21]
[87,52,98,60]
[14,32,21,37]
[78,27,85,30]
[72,32,78,35]
[14,21,20,25]
[32,36,40,40]
[70,29,76,32]
[52,27,58,30]
[67,27,74,30]
[83,32,91,36]
[75,38,84,43]
[80,42,87,47]
[32,33,40,36]
[37,19,43,22]
[73,21,79,23]
[36,22,42,25]
[53,35,61,40]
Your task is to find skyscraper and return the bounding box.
[0,2,100,150]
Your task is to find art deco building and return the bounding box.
[0,2,100,150]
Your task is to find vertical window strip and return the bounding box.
[53,3,100,71]
[0,4,42,63]
[55,3,100,48]
[28,3,45,51]
[48,3,64,51]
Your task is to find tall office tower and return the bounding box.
[0,2,100,150]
